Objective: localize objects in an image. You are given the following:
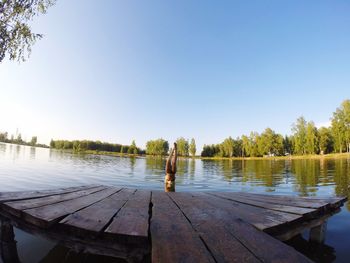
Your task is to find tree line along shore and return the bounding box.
[1,100,349,159]
[0,133,48,148]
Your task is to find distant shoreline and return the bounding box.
[198,152,350,161]
[3,142,349,160]
[71,149,350,161]
[0,141,49,148]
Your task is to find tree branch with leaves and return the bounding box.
[0,0,56,62]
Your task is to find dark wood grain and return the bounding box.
[60,188,134,234]
[304,196,347,207]
[169,192,312,263]
[0,185,346,263]
[209,192,318,216]
[0,185,99,203]
[2,186,107,217]
[232,192,332,209]
[226,218,313,262]
[22,187,120,228]
[104,189,151,243]
[188,192,301,232]
[150,191,215,263]
[168,192,260,263]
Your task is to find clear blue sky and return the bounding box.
[1,0,349,152]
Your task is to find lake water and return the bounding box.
[0,143,349,262]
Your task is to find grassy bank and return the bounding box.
[199,152,350,161]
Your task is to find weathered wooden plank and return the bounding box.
[302,196,347,208]
[0,185,345,263]
[239,192,347,208]
[151,191,215,263]
[209,192,318,216]
[225,218,313,262]
[2,186,107,217]
[232,192,331,209]
[0,185,100,203]
[104,189,151,243]
[60,188,134,234]
[168,192,260,263]
[22,187,120,228]
[188,192,301,233]
[234,192,346,206]
[169,192,312,263]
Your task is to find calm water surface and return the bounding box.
[0,143,350,262]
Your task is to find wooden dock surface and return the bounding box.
[0,185,347,263]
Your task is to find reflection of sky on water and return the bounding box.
[1,143,349,198]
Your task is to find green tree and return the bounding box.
[221,136,235,157]
[72,141,81,152]
[30,136,37,146]
[241,135,250,157]
[201,144,220,157]
[343,100,350,152]
[305,122,319,154]
[120,145,129,153]
[331,100,350,153]
[63,140,73,149]
[51,139,130,153]
[331,117,344,153]
[248,132,259,157]
[0,132,8,142]
[146,139,169,156]
[283,136,292,155]
[292,116,307,155]
[233,138,242,157]
[128,140,139,154]
[257,128,283,156]
[176,137,189,156]
[189,138,196,157]
[318,127,333,154]
[201,144,209,157]
[0,0,56,62]
[16,133,22,143]
[240,133,260,157]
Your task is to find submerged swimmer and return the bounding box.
[165,143,177,192]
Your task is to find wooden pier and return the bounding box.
[0,185,347,262]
